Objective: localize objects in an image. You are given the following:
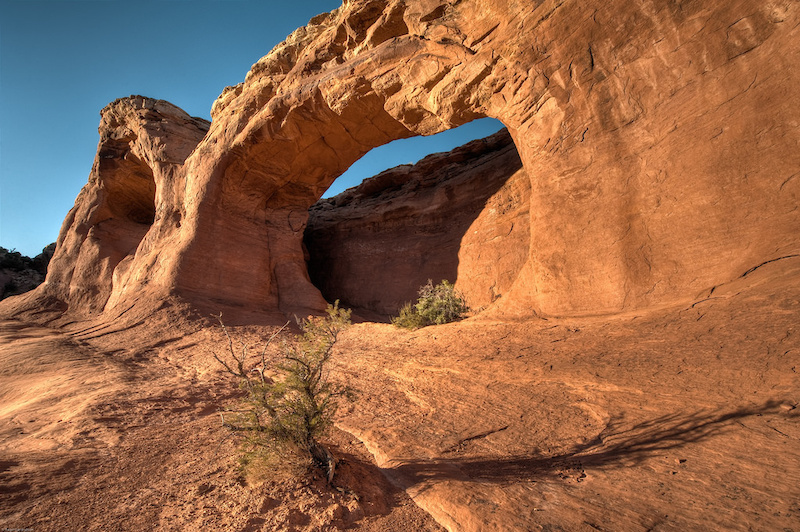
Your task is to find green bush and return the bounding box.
[214,301,352,484]
[392,279,469,329]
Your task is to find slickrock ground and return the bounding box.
[0,312,443,532]
[334,256,800,531]
[1,255,797,531]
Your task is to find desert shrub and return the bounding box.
[214,301,352,484]
[393,302,428,330]
[392,279,469,329]
[0,247,31,271]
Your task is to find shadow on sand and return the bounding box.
[390,400,795,488]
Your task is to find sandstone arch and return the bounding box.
[8,0,800,322]
[122,2,506,317]
[304,127,529,316]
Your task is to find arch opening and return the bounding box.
[96,149,158,306]
[95,146,157,258]
[304,120,531,318]
[321,118,505,199]
[54,144,159,314]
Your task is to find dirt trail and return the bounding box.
[1,257,799,531]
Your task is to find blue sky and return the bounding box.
[0,0,502,257]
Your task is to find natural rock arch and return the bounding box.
[304,127,528,316]
[8,0,800,322]
[116,1,509,317]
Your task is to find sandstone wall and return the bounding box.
[5,0,799,321]
[305,128,529,315]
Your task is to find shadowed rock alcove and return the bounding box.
[305,127,529,316]
[32,96,210,315]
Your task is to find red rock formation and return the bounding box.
[7,96,209,317]
[305,128,528,315]
[4,0,799,321]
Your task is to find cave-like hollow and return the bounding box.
[91,145,158,308]
[302,121,531,318]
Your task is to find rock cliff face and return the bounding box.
[5,0,800,320]
[305,128,528,315]
[19,96,209,316]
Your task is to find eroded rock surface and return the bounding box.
[332,256,800,531]
[1,3,798,530]
[305,128,529,315]
[3,96,209,318]
[4,249,796,532]
[4,0,800,322]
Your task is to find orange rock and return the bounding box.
[12,96,208,318]
[5,0,799,322]
[305,128,528,315]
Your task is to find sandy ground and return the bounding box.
[1,256,799,531]
[0,317,443,531]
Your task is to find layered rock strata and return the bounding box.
[305,128,529,315]
[5,0,800,320]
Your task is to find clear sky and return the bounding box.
[0,0,503,258]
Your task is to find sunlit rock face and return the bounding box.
[7,0,800,320]
[17,96,209,316]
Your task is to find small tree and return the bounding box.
[214,302,352,483]
[392,279,469,329]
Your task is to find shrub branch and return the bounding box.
[213,302,352,484]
